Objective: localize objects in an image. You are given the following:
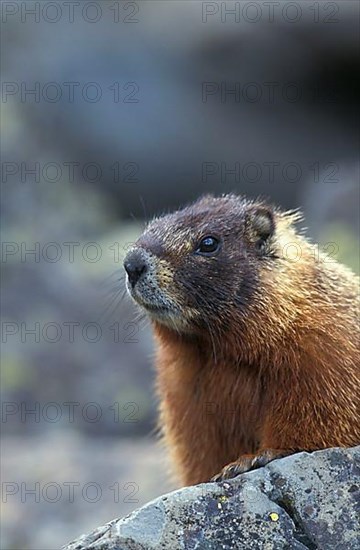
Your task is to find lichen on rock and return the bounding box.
[63,446,360,550]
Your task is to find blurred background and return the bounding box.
[1,1,359,548]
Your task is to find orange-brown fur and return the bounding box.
[125,194,360,486]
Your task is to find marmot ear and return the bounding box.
[246,206,275,243]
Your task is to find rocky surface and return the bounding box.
[63,446,360,550]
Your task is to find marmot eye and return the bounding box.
[196,236,220,255]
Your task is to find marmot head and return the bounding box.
[124,194,301,339]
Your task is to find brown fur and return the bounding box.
[124,194,360,486]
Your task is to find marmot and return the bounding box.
[124,194,360,486]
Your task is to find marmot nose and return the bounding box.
[124,250,147,287]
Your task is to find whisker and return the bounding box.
[98,269,124,288]
[97,287,126,325]
[102,283,126,298]
[139,194,149,225]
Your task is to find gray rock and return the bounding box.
[63,446,360,550]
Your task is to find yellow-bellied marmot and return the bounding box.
[124,194,360,486]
